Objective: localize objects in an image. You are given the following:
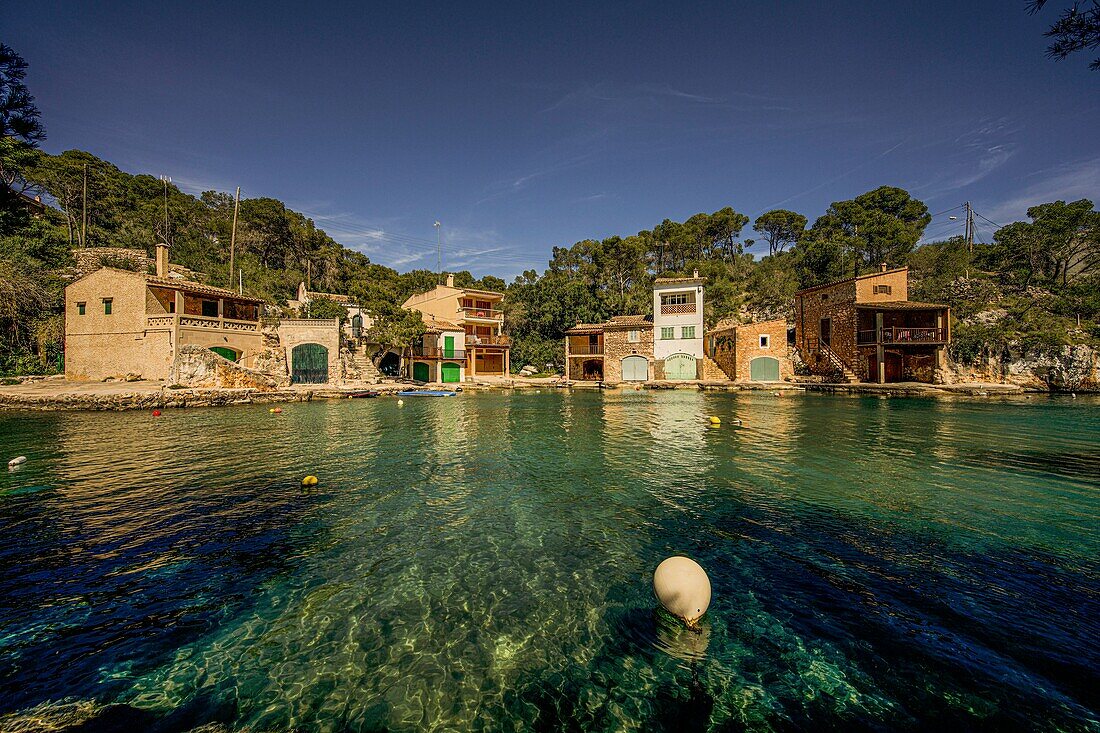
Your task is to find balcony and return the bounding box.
[465,334,511,347]
[146,314,260,332]
[412,346,467,359]
[461,306,504,320]
[567,344,604,356]
[659,302,697,316]
[857,327,947,345]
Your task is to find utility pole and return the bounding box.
[434,221,442,282]
[81,163,87,247]
[228,186,240,288]
[964,201,974,255]
[160,176,172,244]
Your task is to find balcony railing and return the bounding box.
[465,334,511,346]
[147,314,260,332]
[412,346,467,359]
[567,344,604,356]
[461,306,504,320]
[660,302,697,315]
[857,327,946,344]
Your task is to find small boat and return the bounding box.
[396,390,457,397]
[348,390,381,398]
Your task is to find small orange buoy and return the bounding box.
[271,407,283,414]
[152,409,162,416]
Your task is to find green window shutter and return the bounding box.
[661,327,674,340]
[77,302,86,315]
[103,299,112,315]
[682,326,695,339]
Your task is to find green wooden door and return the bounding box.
[443,335,455,358]
[750,356,780,381]
[664,353,696,380]
[621,355,648,381]
[291,343,328,384]
[441,362,461,383]
[209,346,238,362]
[413,362,430,382]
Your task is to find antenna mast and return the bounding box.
[229,186,240,288]
[435,221,442,282]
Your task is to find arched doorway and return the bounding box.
[664,353,696,380]
[378,351,401,377]
[621,355,648,381]
[209,346,239,362]
[413,362,430,382]
[749,356,780,381]
[291,343,328,384]
[440,362,461,383]
[351,314,363,338]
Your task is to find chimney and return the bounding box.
[155,242,170,277]
[446,273,455,287]
[880,262,888,272]
[693,269,699,278]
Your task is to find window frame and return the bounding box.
[77,302,86,316]
[102,298,113,316]
[760,334,770,349]
[661,292,691,306]
[627,329,640,343]
[660,326,674,340]
[681,326,696,339]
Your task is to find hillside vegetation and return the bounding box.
[1,46,1097,379]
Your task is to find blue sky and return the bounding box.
[6,1,1098,277]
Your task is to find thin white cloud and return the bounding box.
[980,157,1100,225]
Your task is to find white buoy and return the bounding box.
[8,456,27,467]
[653,556,711,626]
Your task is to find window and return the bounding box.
[681,326,696,339]
[201,300,219,317]
[760,334,771,348]
[662,292,690,306]
[77,302,86,316]
[873,284,892,295]
[660,326,674,340]
[168,301,176,313]
[102,298,112,316]
[628,330,640,343]
[821,293,829,301]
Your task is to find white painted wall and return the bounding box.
[653,283,704,360]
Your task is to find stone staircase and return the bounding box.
[345,343,383,382]
[701,355,733,381]
[818,343,858,383]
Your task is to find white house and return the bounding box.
[653,272,705,380]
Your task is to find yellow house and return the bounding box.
[64,244,265,381]
[402,273,510,377]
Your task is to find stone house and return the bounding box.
[563,275,727,384]
[565,316,655,383]
[276,318,343,385]
[409,316,467,383]
[64,244,265,381]
[402,274,511,377]
[287,281,373,340]
[794,265,950,383]
[705,319,794,382]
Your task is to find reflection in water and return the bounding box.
[0,392,1097,731]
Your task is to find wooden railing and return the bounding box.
[660,302,697,315]
[567,344,604,356]
[465,334,511,346]
[858,327,946,344]
[461,306,504,320]
[412,346,467,359]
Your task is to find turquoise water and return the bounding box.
[0,391,1097,731]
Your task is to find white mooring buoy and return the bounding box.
[8,456,27,467]
[653,556,711,626]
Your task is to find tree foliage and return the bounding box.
[1028,0,1100,70]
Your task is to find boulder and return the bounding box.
[169,345,290,390]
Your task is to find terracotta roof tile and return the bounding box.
[855,300,948,310]
[654,276,705,285]
[144,274,265,303]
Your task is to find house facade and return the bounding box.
[565,316,655,383]
[64,244,265,381]
[288,281,372,340]
[794,265,950,383]
[402,274,511,377]
[410,316,467,383]
[653,274,705,380]
[705,318,794,382]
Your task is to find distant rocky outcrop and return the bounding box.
[170,345,290,390]
[942,344,1098,391]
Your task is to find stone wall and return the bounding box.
[603,326,655,383]
[794,279,861,377]
[65,268,159,380]
[72,248,152,279]
[944,344,1098,391]
[708,319,794,381]
[170,344,290,390]
[277,319,343,384]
